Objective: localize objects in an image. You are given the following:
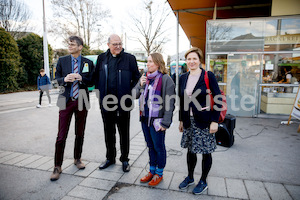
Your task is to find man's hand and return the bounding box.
[64,74,75,82]
[64,73,82,82]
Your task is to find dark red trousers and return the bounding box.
[54,99,88,167]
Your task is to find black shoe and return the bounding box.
[99,159,115,170]
[122,161,130,172]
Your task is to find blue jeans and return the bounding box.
[141,121,166,169]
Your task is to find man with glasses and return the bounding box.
[50,36,94,181]
[94,34,140,172]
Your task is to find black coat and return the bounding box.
[179,69,221,129]
[94,49,140,112]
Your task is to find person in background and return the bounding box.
[178,47,222,195]
[50,36,94,181]
[36,69,52,108]
[279,66,292,84]
[94,34,140,172]
[134,52,175,186]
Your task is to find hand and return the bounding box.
[209,122,218,134]
[179,121,183,132]
[140,73,147,86]
[64,74,75,82]
[158,126,166,131]
[73,73,82,81]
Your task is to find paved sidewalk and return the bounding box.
[0,91,300,200]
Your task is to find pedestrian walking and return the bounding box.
[36,69,51,108]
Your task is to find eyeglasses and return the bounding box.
[111,43,123,47]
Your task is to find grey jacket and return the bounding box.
[133,74,176,129]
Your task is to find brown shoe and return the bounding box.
[74,159,85,169]
[50,167,62,181]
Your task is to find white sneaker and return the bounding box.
[48,104,52,107]
[36,104,41,108]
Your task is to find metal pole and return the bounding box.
[176,11,179,99]
[43,0,50,79]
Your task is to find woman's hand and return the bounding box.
[209,122,218,134]
[140,73,147,86]
[179,121,183,132]
[158,126,166,131]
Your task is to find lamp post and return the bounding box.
[42,0,50,79]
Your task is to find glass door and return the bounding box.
[226,54,261,116]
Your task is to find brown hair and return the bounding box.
[184,47,204,62]
[150,52,168,74]
[40,69,45,72]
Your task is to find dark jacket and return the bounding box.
[55,55,95,108]
[94,49,140,112]
[37,74,51,90]
[179,69,221,129]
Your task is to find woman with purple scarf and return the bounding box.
[134,53,175,186]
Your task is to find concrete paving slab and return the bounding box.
[25,156,53,169]
[80,177,116,191]
[244,180,270,200]
[0,164,83,200]
[0,152,23,164]
[264,182,292,200]
[14,154,43,167]
[225,178,248,199]
[131,150,148,168]
[61,159,75,171]
[89,169,123,181]
[74,162,99,177]
[3,153,32,165]
[119,167,144,184]
[106,184,235,200]
[284,184,300,200]
[63,163,81,175]
[207,176,227,197]
[128,149,144,155]
[36,158,54,171]
[68,185,108,200]
[169,172,192,192]
[0,151,14,158]
[61,196,85,200]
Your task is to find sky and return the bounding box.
[24,0,190,59]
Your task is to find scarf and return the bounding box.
[139,70,163,126]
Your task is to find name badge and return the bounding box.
[82,63,89,73]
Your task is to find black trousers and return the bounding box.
[39,90,51,105]
[101,110,130,162]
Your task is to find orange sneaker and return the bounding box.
[140,172,154,183]
[148,174,163,186]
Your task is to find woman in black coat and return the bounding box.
[178,47,222,195]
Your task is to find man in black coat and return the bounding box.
[94,34,140,172]
[50,36,94,181]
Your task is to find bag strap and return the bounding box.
[204,71,214,110]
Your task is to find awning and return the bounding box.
[167,0,272,57]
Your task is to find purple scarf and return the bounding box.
[140,70,163,125]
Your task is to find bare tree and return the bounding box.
[50,0,110,47]
[130,0,171,55]
[207,22,233,41]
[0,0,32,39]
